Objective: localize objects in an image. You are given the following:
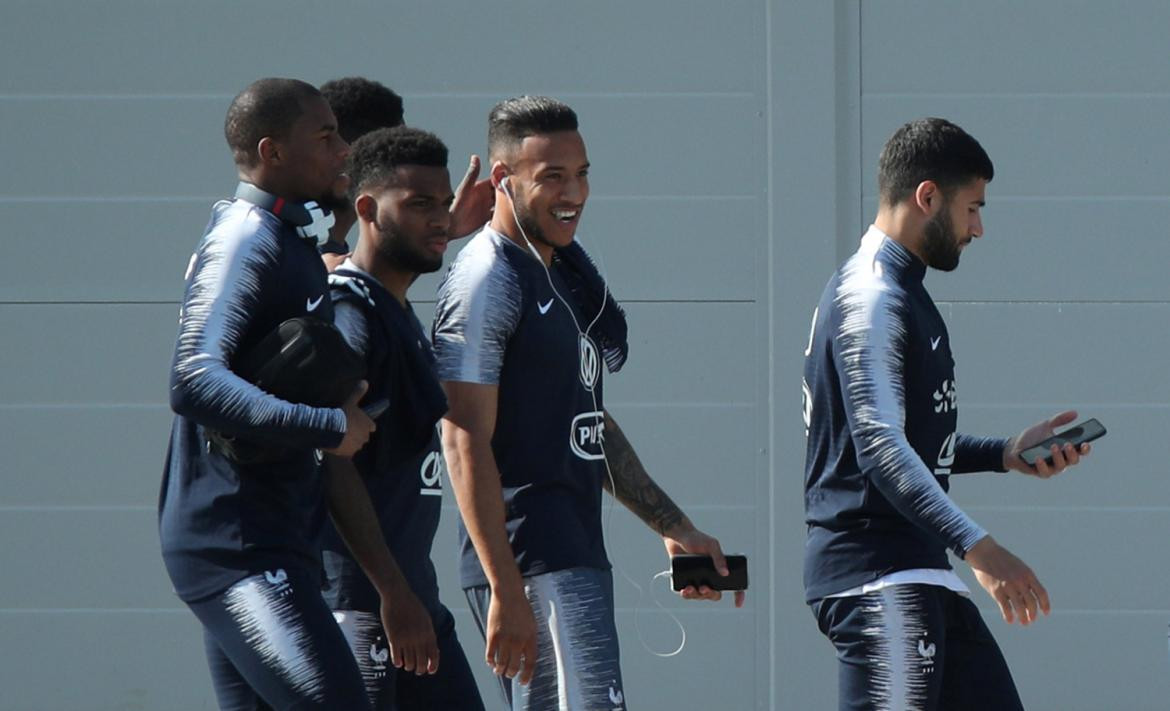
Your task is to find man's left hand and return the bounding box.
[663,525,746,608]
[1004,409,1091,478]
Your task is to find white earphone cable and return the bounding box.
[502,181,686,657]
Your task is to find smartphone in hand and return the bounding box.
[1019,418,1106,467]
[670,554,749,592]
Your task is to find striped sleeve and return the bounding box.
[832,258,987,557]
[168,207,346,448]
[432,242,522,385]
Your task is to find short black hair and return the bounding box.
[877,117,994,206]
[487,96,578,161]
[224,78,321,168]
[347,126,449,197]
[320,77,405,144]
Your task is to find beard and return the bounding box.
[922,205,962,272]
[374,213,444,275]
[513,198,559,250]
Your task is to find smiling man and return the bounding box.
[320,126,484,711]
[432,96,741,711]
[801,117,1091,710]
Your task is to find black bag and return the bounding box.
[206,317,365,463]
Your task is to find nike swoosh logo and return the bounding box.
[931,336,942,351]
[306,294,324,312]
[538,299,554,315]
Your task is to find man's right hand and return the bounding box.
[380,585,440,675]
[485,585,538,685]
[965,535,1050,626]
[324,381,375,458]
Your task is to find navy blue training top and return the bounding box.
[320,264,446,616]
[158,192,347,603]
[433,227,611,589]
[802,226,1007,603]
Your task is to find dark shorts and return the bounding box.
[466,567,627,711]
[811,584,1024,711]
[188,566,370,710]
[332,605,484,711]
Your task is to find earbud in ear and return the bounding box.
[499,175,511,193]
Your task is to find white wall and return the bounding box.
[0,1,1165,709]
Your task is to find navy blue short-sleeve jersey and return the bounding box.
[159,195,347,603]
[320,264,446,615]
[433,227,611,589]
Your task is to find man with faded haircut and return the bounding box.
[802,117,1090,710]
[159,77,382,709]
[321,125,485,710]
[433,96,743,710]
[318,76,493,271]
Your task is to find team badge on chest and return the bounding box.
[579,334,600,391]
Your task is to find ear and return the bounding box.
[913,180,941,216]
[257,136,280,166]
[354,193,377,223]
[490,160,510,191]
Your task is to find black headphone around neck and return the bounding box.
[234,182,335,246]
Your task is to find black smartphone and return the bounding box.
[361,398,390,419]
[1018,418,1106,467]
[670,554,748,592]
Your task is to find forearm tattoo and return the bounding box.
[602,412,686,535]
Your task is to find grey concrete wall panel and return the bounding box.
[3,406,170,506]
[0,612,218,711]
[861,1,1170,95]
[1,0,763,95]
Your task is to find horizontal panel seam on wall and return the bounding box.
[964,506,1170,513]
[0,91,759,101]
[963,402,1170,409]
[10,504,1161,514]
[0,194,760,203]
[12,298,1168,305]
[936,300,1170,305]
[865,91,1170,99]
[0,299,759,306]
[0,607,1159,615]
[0,607,753,615]
[0,503,760,513]
[860,195,1170,202]
[0,401,759,410]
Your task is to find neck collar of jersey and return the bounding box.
[861,225,926,283]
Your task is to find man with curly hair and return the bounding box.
[319,77,492,270]
[321,125,486,710]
